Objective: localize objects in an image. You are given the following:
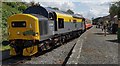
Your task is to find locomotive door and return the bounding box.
[49,12,57,31]
[73,20,77,29]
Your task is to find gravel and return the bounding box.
[21,38,78,64]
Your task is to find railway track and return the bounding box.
[2,33,82,65]
[22,38,78,64]
[2,27,92,65]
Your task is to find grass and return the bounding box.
[1,2,28,51]
[1,2,24,51]
[2,3,21,40]
[1,45,10,51]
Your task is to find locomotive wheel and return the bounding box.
[62,36,66,43]
[58,37,63,45]
[44,41,51,50]
[39,43,46,51]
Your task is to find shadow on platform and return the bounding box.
[106,39,119,43]
[94,33,109,35]
[94,32,116,35]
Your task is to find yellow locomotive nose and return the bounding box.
[8,14,40,40]
[8,14,40,56]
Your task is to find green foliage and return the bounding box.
[2,2,28,41]
[5,2,17,8]
[1,45,10,51]
[48,7,59,10]
[48,7,74,14]
[0,8,1,13]
[2,3,21,35]
[109,4,118,16]
[18,5,27,11]
[52,7,59,10]
[92,17,101,23]
[30,1,35,6]
[1,2,28,51]
[66,9,74,14]
[109,1,120,17]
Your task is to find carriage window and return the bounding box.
[11,21,26,27]
[58,18,64,29]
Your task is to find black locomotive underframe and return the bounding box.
[9,29,84,54]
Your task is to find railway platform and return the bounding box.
[67,25,118,64]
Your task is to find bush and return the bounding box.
[5,2,17,8]
[0,8,1,13]
[18,5,27,12]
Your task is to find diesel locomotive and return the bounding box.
[3,5,86,56]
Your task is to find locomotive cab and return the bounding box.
[8,14,39,56]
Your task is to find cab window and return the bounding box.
[11,21,26,27]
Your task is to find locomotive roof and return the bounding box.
[45,7,71,15]
[31,14,48,21]
[23,5,84,19]
[23,6,48,18]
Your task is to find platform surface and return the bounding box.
[67,26,118,64]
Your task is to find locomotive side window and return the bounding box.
[73,20,76,23]
[11,21,26,27]
[48,13,54,20]
[58,18,64,29]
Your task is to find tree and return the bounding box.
[109,4,118,17]
[18,5,27,12]
[48,7,59,10]
[52,7,59,10]
[66,9,74,14]
[109,1,120,18]
[5,2,17,8]
[30,1,35,6]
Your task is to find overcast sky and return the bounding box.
[23,0,119,19]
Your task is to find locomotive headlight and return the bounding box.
[35,34,37,36]
[17,32,20,35]
[35,33,38,36]
[12,23,14,26]
[23,23,25,26]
